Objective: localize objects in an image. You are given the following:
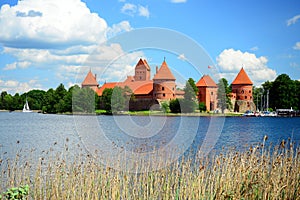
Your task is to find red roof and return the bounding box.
[82,70,98,86]
[232,68,253,85]
[133,82,153,95]
[196,75,217,87]
[136,58,150,71]
[117,80,153,94]
[96,82,117,96]
[153,60,176,80]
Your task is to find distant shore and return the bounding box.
[1,109,244,117]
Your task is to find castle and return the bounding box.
[82,58,255,113]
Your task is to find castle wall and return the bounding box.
[198,86,218,111]
[231,85,253,101]
[153,80,176,100]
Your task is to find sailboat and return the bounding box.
[23,98,32,112]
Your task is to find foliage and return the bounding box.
[198,102,206,112]
[187,78,198,96]
[0,83,99,114]
[72,86,96,113]
[100,88,113,113]
[160,101,170,113]
[1,185,29,200]
[217,78,232,113]
[182,80,197,113]
[269,74,298,110]
[169,98,181,113]
[111,87,126,113]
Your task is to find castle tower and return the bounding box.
[231,67,256,112]
[81,69,99,92]
[196,75,218,111]
[153,59,176,100]
[134,58,151,81]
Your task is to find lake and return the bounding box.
[0,112,300,171]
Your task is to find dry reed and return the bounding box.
[0,140,299,199]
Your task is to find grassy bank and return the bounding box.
[95,109,243,117]
[1,142,299,199]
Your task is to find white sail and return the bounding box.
[23,98,32,112]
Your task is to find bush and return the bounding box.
[169,98,181,113]
[199,102,206,112]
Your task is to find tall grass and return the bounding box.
[1,141,299,199]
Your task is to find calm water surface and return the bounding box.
[0,112,300,160]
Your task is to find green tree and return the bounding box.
[217,78,232,113]
[182,81,197,113]
[42,88,56,113]
[169,98,181,113]
[269,74,296,109]
[160,101,170,113]
[101,88,113,113]
[72,87,96,113]
[198,102,206,112]
[0,91,8,109]
[187,78,198,96]
[111,86,126,113]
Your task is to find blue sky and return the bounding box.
[0,0,299,94]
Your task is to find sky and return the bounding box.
[0,0,299,94]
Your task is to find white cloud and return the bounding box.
[0,0,146,93]
[0,79,42,94]
[107,21,132,38]
[293,42,300,50]
[250,46,259,51]
[216,48,277,85]
[121,3,137,16]
[138,5,150,18]
[177,54,187,61]
[4,63,17,70]
[286,14,300,26]
[121,3,149,18]
[170,0,187,3]
[0,0,108,49]
[3,61,31,70]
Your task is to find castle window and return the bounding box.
[249,90,251,93]
[163,93,165,97]
[211,92,213,95]
[245,96,247,99]
[162,86,165,91]
[139,76,142,80]
[241,90,244,94]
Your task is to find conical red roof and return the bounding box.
[153,60,176,80]
[196,75,217,87]
[232,68,253,85]
[82,70,98,86]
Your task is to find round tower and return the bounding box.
[231,67,256,112]
[153,60,176,100]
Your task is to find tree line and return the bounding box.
[1,73,299,114]
[0,84,100,113]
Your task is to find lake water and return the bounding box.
[0,112,300,170]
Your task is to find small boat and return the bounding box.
[243,110,255,117]
[23,98,32,113]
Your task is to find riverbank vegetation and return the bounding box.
[1,141,299,199]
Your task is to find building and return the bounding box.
[81,69,99,91]
[230,68,256,112]
[196,75,218,111]
[81,58,179,110]
[153,60,176,101]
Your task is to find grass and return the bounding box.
[0,140,299,199]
